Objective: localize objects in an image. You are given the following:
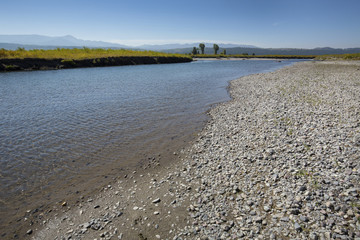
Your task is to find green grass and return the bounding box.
[4,64,19,70]
[296,169,310,177]
[315,53,360,60]
[0,47,192,60]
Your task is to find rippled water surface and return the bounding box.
[0,59,302,229]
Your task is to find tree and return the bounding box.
[192,47,197,55]
[199,43,205,54]
[221,49,227,55]
[213,44,219,55]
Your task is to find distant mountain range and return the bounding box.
[0,34,255,50]
[163,46,360,56]
[137,43,257,50]
[0,34,129,48]
[1,34,359,56]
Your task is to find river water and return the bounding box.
[0,59,302,232]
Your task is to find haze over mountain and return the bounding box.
[0,34,129,48]
[0,34,256,50]
[163,46,360,56]
[1,34,359,56]
[137,43,257,51]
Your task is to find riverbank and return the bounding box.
[0,56,192,71]
[194,57,291,61]
[193,55,315,60]
[19,61,360,239]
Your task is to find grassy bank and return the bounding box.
[0,47,191,59]
[315,53,360,60]
[0,48,192,71]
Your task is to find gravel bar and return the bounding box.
[31,61,360,240]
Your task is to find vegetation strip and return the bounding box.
[1,47,359,72]
[315,53,360,60]
[190,53,360,60]
[0,48,192,71]
[192,54,316,59]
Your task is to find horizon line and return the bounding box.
[0,33,359,49]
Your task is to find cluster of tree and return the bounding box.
[181,46,360,56]
[191,43,225,55]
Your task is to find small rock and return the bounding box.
[152,198,161,203]
[346,209,354,216]
[26,229,33,235]
[254,216,262,223]
[309,232,319,240]
[263,205,271,212]
[82,222,91,228]
[294,222,302,231]
[324,232,331,239]
[272,174,279,182]
[154,211,160,215]
[325,201,334,210]
[291,209,300,215]
[249,210,256,216]
[300,216,309,222]
[345,188,359,197]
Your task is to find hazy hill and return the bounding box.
[163,46,360,56]
[0,35,256,51]
[0,42,81,50]
[0,34,130,48]
[0,34,359,56]
[137,43,257,51]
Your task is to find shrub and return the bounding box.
[61,59,76,65]
[4,64,19,71]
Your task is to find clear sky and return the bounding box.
[1,0,359,48]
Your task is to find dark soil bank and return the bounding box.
[0,56,192,71]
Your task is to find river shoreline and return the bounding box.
[193,57,312,61]
[0,56,192,72]
[6,61,360,239]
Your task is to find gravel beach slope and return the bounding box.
[32,61,360,240]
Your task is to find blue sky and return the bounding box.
[1,0,359,48]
